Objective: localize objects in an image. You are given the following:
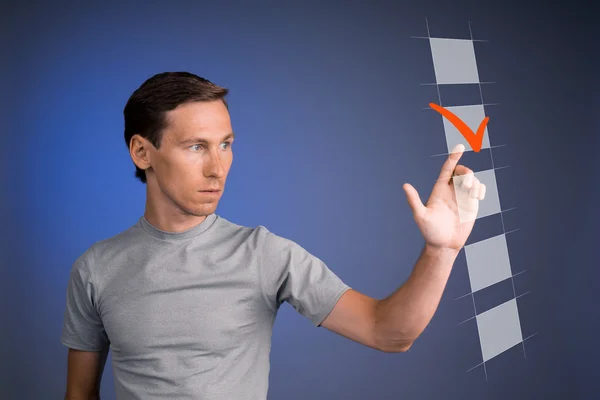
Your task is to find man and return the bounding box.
[61,72,485,399]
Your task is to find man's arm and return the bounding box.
[322,145,483,353]
[64,347,109,400]
[320,244,459,353]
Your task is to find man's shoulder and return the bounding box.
[213,215,274,246]
[74,218,143,270]
[214,216,309,256]
[221,217,302,254]
[93,217,143,251]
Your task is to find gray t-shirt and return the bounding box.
[61,213,351,399]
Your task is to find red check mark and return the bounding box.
[429,103,489,152]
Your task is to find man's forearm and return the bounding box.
[374,243,460,352]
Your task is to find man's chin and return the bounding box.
[189,203,218,217]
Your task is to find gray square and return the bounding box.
[465,233,512,292]
[430,38,480,84]
[474,169,501,219]
[452,168,501,223]
[476,299,523,362]
[443,105,491,154]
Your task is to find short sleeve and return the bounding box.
[259,229,351,327]
[60,251,110,351]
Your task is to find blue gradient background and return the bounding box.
[1,1,598,399]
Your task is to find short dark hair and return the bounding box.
[123,72,229,183]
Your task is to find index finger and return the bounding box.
[438,144,465,182]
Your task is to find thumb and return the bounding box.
[403,183,426,218]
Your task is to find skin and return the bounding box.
[131,99,234,232]
[64,348,108,400]
[65,100,484,397]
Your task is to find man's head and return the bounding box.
[124,72,233,218]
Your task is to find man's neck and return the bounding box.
[143,210,208,233]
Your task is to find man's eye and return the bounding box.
[190,142,231,151]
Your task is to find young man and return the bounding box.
[61,72,485,399]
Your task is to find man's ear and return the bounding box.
[129,134,152,171]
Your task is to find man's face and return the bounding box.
[144,100,234,217]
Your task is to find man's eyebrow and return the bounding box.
[178,132,235,145]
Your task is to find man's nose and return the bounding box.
[203,150,225,178]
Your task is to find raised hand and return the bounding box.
[402,144,486,251]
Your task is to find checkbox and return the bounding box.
[476,298,523,362]
[429,38,480,84]
[465,233,512,292]
[443,105,491,154]
[452,168,501,223]
[474,168,501,219]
